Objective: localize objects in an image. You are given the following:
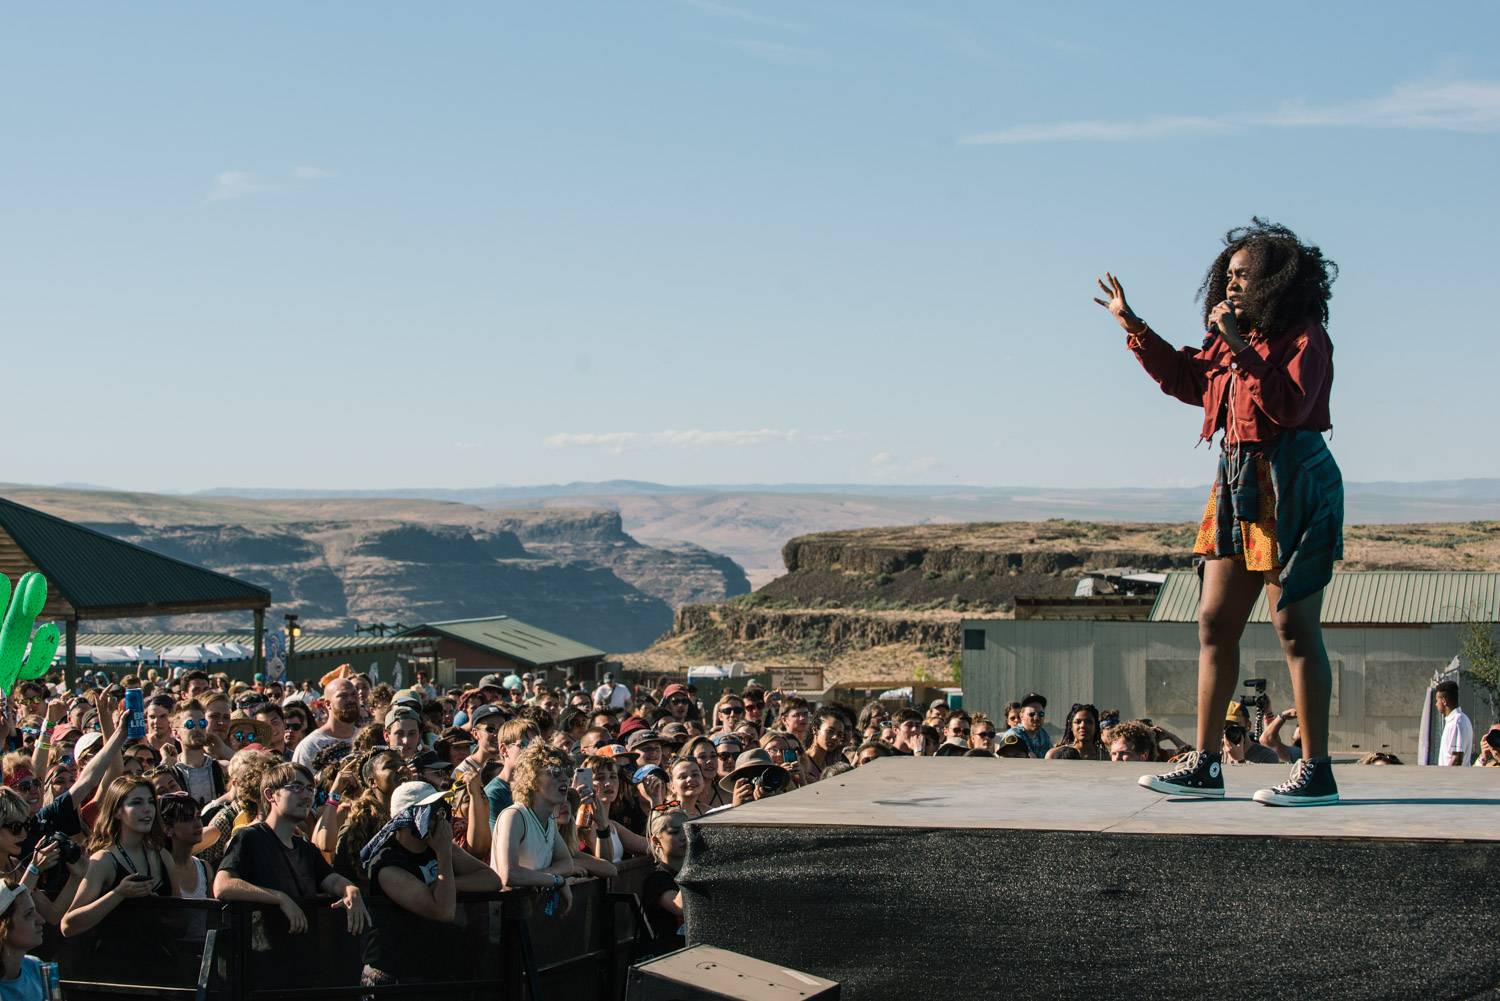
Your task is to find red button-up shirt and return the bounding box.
[1127,320,1333,444]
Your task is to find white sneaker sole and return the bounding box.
[1252,790,1340,807]
[1138,774,1225,798]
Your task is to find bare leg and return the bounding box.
[1264,577,1330,759]
[1195,558,1265,752]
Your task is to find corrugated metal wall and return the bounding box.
[962,618,1483,758]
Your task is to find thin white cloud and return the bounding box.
[962,79,1500,145]
[680,0,806,33]
[546,429,845,454]
[206,170,264,202]
[868,451,942,481]
[732,38,824,65]
[291,165,336,180]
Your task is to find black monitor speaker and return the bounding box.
[628,944,839,1000]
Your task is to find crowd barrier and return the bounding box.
[54,856,658,1001]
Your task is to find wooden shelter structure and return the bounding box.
[0,496,272,673]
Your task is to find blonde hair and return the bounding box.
[509,744,570,808]
[648,806,687,842]
[0,788,29,830]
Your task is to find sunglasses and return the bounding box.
[181,719,207,729]
[650,800,682,813]
[275,782,314,796]
[951,727,971,736]
[1024,711,1046,719]
[10,779,38,794]
[976,731,997,740]
[231,731,259,743]
[716,751,741,763]
[1,821,30,836]
[668,698,690,706]
[719,706,745,716]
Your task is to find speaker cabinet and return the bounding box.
[628,944,839,1000]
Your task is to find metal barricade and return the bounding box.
[57,864,659,1001]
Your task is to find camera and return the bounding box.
[1484,730,1500,752]
[1236,678,1270,738]
[47,830,82,867]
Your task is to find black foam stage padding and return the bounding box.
[679,823,1500,1001]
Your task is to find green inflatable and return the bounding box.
[0,572,60,696]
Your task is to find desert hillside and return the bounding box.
[1,487,749,652]
[621,520,1500,685]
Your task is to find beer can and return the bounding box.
[125,687,147,740]
[41,961,60,1000]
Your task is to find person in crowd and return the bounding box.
[889,709,922,755]
[1008,694,1052,759]
[279,702,313,757]
[709,695,746,734]
[1056,704,1107,761]
[640,807,688,958]
[855,741,895,766]
[409,748,453,790]
[679,737,726,811]
[250,702,289,758]
[665,759,708,819]
[333,748,410,883]
[215,763,370,939]
[857,702,889,742]
[0,789,83,929]
[382,708,423,762]
[969,714,999,753]
[806,710,849,778]
[61,777,178,969]
[226,713,275,755]
[143,695,176,755]
[760,731,808,787]
[1106,721,1158,762]
[0,884,46,1001]
[159,792,212,901]
[1357,752,1403,765]
[924,700,951,730]
[358,781,499,987]
[720,749,792,806]
[1259,708,1302,764]
[491,745,581,915]
[202,693,233,749]
[169,702,226,807]
[484,718,540,826]
[1434,680,1472,766]
[592,673,631,711]
[936,712,971,756]
[293,679,362,768]
[1474,726,1500,767]
[201,749,277,869]
[576,756,649,860]
[1046,745,1082,760]
[1221,703,1279,764]
[778,697,812,749]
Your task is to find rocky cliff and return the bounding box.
[2,487,749,654]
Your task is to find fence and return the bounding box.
[56,857,658,1001]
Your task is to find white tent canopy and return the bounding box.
[158,643,255,664]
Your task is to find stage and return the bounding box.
[678,758,1500,1000]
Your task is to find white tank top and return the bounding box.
[494,804,557,872]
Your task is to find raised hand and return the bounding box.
[1093,273,1145,334]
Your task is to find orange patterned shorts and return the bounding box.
[1193,456,1280,572]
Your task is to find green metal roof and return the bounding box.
[0,496,270,618]
[404,616,604,668]
[74,632,430,655]
[1150,571,1500,624]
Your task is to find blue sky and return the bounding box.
[3,2,1496,491]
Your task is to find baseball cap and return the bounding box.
[74,732,105,760]
[592,744,639,765]
[661,683,689,700]
[384,707,420,729]
[521,672,534,681]
[658,722,689,741]
[468,704,504,728]
[625,729,663,750]
[410,749,453,774]
[389,781,448,818]
[391,692,423,712]
[477,674,506,692]
[928,698,948,710]
[617,716,647,739]
[1020,692,1047,710]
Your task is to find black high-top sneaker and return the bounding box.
[1137,749,1225,798]
[1252,756,1339,807]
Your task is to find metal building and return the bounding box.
[962,571,1500,758]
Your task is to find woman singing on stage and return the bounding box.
[1095,218,1343,806]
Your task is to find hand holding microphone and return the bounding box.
[1208,297,1247,352]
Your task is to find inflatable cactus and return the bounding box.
[0,573,59,695]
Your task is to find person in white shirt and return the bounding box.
[1435,680,1472,766]
[592,674,631,711]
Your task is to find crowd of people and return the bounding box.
[0,663,1489,996]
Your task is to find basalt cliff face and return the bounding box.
[623,520,1500,684]
[5,488,749,653]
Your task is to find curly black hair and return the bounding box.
[1196,218,1337,342]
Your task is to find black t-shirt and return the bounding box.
[640,864,684,957]
[22,791,83,859]
[218,822,333,900]
[613,797,647,838]
[363,841,453,980]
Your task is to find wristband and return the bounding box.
[551,873,563,889]
[596,826,611,837]
[23,864,41,881]
[37,741,51,751]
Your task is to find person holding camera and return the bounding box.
[1100,219,1344,807]
[1473,726,1500,767]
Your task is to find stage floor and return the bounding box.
[694,756,1500,842]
